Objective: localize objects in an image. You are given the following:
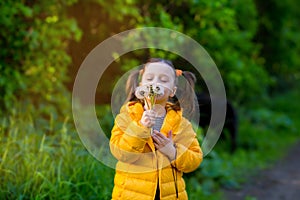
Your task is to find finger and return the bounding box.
[167,130,172,139]
[149,115,156,120]
[143,119,150,126]
[145,111,155,119]
[145,113,153,119]
[157,131,173,146]
[149,110,157,115]
[153,139,161,148]
[146,110,156,116]
[152,135,156,141]
[153,132,165,143]
[153,140,164,149]
[145,114,155,121]
[153,142,161,149]
[152,135,161,145]
[155,131,167,140]
[150,117,156,123]
[144,117,150,122]
[156,137,170,146]
[152,132,161,141]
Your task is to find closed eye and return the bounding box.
[160,76,169,83]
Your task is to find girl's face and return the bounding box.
[141,62,177,103]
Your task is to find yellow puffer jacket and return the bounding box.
[110,102,203,200]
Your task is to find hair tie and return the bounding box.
[175,69,183,77]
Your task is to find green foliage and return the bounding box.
[96,105,114,138]
[0,0,82,116]
[255,0,300,89]
[66,0,300,104]
[185,88,300,198]
[1,0,300,199]
[66,0,142,104]
[114,0,271,104]
[0,107,114,199]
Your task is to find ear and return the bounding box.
[170,86,177,97]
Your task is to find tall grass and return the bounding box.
[0,107,114,199]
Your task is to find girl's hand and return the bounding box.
[140,110,156,128]
[152,130,176,160]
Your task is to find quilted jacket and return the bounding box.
[110,102,203,200]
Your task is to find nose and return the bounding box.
[152,76,159,83]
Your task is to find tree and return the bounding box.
[0,0,81,117]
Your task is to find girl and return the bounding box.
[110,58,203,200]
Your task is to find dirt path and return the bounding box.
[223,142,300,200]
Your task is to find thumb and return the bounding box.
[167,130,172,139]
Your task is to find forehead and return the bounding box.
[144,62,175,77]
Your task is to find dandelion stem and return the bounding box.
[144,98,151,110]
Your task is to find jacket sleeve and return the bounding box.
[110,111,151,163]
[171,119,203,173]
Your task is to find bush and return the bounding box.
[0,0,82,117]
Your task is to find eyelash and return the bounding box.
[145,77,168,82]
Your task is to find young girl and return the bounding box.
[110,58,203,200]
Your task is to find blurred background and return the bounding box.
[1,0,299,199]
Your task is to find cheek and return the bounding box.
[163,82,175,91]
[140,77,147,84]
[163,86,174,96]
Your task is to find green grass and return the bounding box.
[0,109,114,199]
[1,89,299,199]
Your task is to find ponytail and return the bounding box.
[181,71,197,114]
[125,69,140,102]
[168,71,197,116]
